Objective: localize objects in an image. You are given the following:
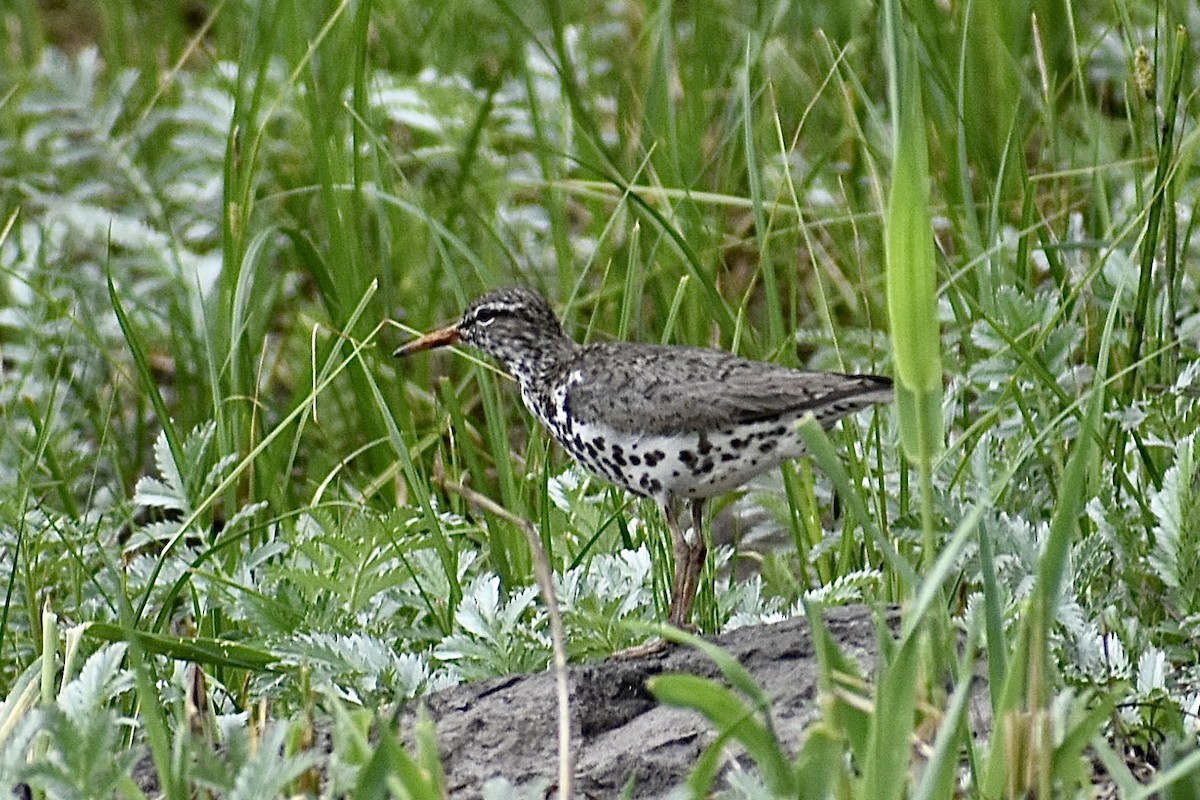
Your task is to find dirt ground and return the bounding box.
[402,605,890,798]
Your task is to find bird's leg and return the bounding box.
[664,499,692,627]
[617,499,704,661]
[671,499,708,629]
[611,501,689,660]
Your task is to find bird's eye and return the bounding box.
[474,307,499,326]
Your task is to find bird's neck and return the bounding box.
[500,334,578,389]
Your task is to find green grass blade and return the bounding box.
[862,634,919,800]
[804,601,871,764]
[798,419,916,592]
[108,266,184,484]
[655,625,775,717]
[912,610,982,800]
[648,673,795,794]
[85,623,278,672]
[884,32,943,465]
[741,42,785,346]
[791,723,843,800]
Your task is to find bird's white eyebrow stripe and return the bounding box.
[476,300,516,312]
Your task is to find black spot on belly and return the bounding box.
[720,452,738,462]
[629,454,641,466]
[730,437,750,450]
[644,450,664,466]
[696,459,714,475]
[759,440,776,454]
[679,450,696,466]
[594,436,606,450]
[637,474,663,495]
[697,433,712,455]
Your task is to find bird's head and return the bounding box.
[394,287,568,377]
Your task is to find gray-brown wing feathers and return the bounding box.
[563,342,892,435]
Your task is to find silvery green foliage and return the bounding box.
[0,46,294,492]
[1184,693,1200,740]
[801,568,883,607]
[722,572,790,631]
[961,287,1092,534]
[0,512,102,682]
[1,47,283,304]
[129,423,233,544]
[0,659,42,791]
[19,705,141,800]
[369,69,482,158]
[0,711,40,794]
[237,508,481,701]
[1149,433,1199,602]
[124,422,266,614]
[2,47,223,364]
[131,422,266,533]
[17,644,139,799]
[1119,647,1173,730]
[710,769,776,800]
[189,719,319,800]
[482,776,553,800]
[556,547,655,654]
[56,643,134,722]
[277,508,477,630]
[969,288,1084,399]
[964,511,1042,618]
[364,62,552,262]
[1064,627,1130,685]
[435,575,550,681]
[543,468,581,511]
[546,465,610,532]
[111,549,190,617]
[132,425,202,515]
[274,633,451,702]
[557,546,653,619]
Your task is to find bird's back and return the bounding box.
[559,341,891,435]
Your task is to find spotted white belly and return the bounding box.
[520,372,808,501]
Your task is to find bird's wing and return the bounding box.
[564,343,891,435]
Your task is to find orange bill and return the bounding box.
[393,324,461,357]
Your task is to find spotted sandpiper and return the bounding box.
[396,287,891,628]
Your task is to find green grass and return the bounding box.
[2,0,1200,796]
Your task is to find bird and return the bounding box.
[395,287,891,629]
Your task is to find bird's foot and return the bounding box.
[609,637,673,660]
[609,621,699,660]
